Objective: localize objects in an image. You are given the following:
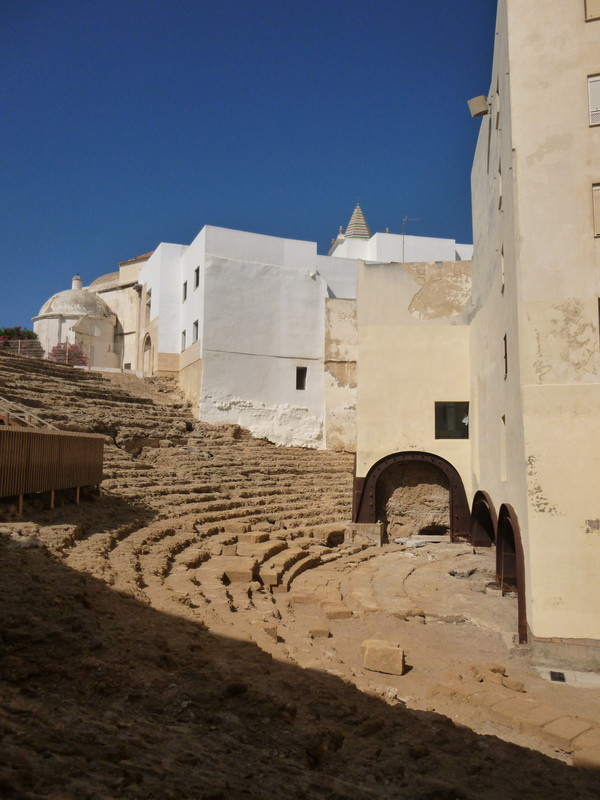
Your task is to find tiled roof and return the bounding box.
[117,251,154,267]
[344,204,372,239]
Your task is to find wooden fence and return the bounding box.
[0,427,104,509]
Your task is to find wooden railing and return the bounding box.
[0,427,104,512]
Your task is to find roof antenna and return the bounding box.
[402,215,419,262]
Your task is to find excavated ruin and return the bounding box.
[1,352,599,799]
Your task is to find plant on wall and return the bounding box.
[0,327,45,358]
[49,342,88,367]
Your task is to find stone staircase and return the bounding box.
[0,352,355,615]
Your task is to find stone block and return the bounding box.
[362,640,405,676]
[518,703,563,734]
[502,676,525,692]
[309,627,331,639]
[572,727,600,751]
[237,531,270,544]
[488,696,537,728]
[321,602,352,620]
[217,556,258,583]
[312,523,346,547]
[541,716,594,752]
[222,521,251,535]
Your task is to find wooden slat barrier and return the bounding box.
[0,428,104,499]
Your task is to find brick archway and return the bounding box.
[497,503,527,644]
[470,490,497,547]
[352,451,470,542]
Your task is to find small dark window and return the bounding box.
[192,320,199,343]
[182,281,187,302]
[503,334,508,378]
[435,402,469,439]
[296,366,307,390]
[194,267,200,289]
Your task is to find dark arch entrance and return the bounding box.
[470,490,497,547]
[142,334,153,375]
[352,451,470,542]
[497,503,527,644]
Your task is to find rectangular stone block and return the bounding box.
[518,703,563,734]
[362,640,405,676]
[541,716,594,752]
[321,602,352,620]
[217,556,258,583]
[237,532,270,544]
[488,696,537,728]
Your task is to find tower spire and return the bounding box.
[344,203,372,239]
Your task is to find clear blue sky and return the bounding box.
[1,0,497,329]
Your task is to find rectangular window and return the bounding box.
[589,76,600,125]
[194,267,200,289]
[585,0,600,20]
[594,184,600,237]
[192,320,199,343]
[181,330,186,351]
[296,366,307,390]
[182,281,188,302]
[434,402,469,439]
[145,290,151,325]
[503,334,508,378]
[500,245,505,294]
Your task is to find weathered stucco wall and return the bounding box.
[199,245,329,448]
[178,340,202,414]
[355,259,472,496]
[470,0,600,653]
[324,298,357,452]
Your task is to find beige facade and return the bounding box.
[470,0,600,668]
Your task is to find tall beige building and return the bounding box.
[469,0,600,670]
[352,0,600,673]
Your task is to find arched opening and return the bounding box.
[142,335,153,375]
[376,461,450,540]
[497,503,527,644]
[353,451,470,542]
[470,490,497,547]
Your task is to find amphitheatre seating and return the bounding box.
[0,352,355,616]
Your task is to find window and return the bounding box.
[296,366,307,390]
[194,267,200,289]
[145,290,151,325]
[589,76,600,125]
[435,402,469,439]
[181,330,186,351]
[593,184,600,237]
[182,281,188,302]
[585,0,600,20]
[503,334,508,378]
[192,320,199,343]
[500,245,505,293]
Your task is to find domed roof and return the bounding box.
[37,288,114,319]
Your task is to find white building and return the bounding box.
[34,206,470,451]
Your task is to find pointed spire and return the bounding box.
[344,203,372,239]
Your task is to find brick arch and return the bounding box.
[470,490,497,547]
[352,451,470,542]
[497,503,527,644]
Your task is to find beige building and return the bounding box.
[352,0,600,673]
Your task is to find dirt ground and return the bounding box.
[1,357,599,798]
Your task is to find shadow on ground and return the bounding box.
[1,532,598,800]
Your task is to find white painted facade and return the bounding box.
[34,218,470,451]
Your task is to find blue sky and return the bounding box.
[1,0,497,329]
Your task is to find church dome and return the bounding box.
[37,288,113,319]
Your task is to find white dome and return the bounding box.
[37,288,113,319]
